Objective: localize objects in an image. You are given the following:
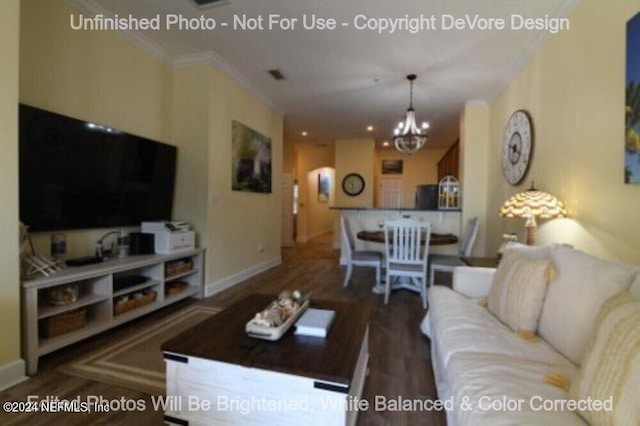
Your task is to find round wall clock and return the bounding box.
[502,109,534,186]
[341,173,365,196]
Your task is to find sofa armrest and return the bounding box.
[452,266,496,299]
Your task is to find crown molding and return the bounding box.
[69,0,169,60]
[67,0,283,115]
[170,51,216,68]
[487,0,581,103]
[170,50,283,114]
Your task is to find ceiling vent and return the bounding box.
[190,0,229,9]
[268,69,286,81]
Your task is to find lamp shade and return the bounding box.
[499,187,566,245]
[500,189,567,219]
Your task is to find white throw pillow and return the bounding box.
[569,291,640,425]
[538,246,636,365]
[487,251,552,333]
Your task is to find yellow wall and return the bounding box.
[0,0,21,371]
[20,0,170,142]
[486,0,640,262]
[282,136,295,176]
[373,147,446,208]
[170,66,210,250]
[334,138,375,207]
[20,0,172,257]
[206,66,283,284]
[460,102,490,256]
[293,143,335,241]
[19,0,283,291]
[305,167,336,240]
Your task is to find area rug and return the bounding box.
[59,305,221,395]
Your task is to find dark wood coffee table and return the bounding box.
[162,294,370,425]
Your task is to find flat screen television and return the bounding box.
[19,104,177,232]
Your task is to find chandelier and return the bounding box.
[393,74,429,155]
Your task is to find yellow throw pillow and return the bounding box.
[569,291,640,425]
[487,251,553,333]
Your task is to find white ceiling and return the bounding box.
[75,0,577,148]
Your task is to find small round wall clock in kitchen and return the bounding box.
[341,173,365,196]
[502,109,534,186]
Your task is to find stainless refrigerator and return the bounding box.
[414,184,439,210]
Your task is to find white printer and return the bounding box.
[141,221,195,254]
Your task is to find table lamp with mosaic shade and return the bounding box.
[500,183,567,245]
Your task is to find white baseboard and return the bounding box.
[0,359,27,392]
[204,256,282,297]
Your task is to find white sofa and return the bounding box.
[421,244,640,425]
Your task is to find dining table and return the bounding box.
[356,229,459,295]
[356,230,459,246]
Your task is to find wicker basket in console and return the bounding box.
[113,290,157,316]
[165,258,193,278]
[39,309,87,338]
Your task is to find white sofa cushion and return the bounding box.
[428,285,576,420]
[538,246,636,365]
[569,291,640,425]
[429,286,575,372]
[451,266,496,299]
[446,353,584,426]
[488,251,552,333]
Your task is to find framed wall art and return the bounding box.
[381,159,403,175]
[318,173,330,202]
[626,12,640,183]
[232,121,272,193]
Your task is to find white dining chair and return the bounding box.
[383,219,431,308]
[428,217,479,287]
[340,216,383,289]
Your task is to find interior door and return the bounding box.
[380,179,403,208]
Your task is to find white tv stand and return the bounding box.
[21,249,205,375]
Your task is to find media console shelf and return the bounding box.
[21,248,205,374]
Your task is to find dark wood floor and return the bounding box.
[0,234,445,425]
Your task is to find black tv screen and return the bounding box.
[19,104,177,232]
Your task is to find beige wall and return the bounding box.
[485,0,640,262]
[0,0,22,374]
[373,147,446,208]
[19,0,283,291]
[334,138,375,207]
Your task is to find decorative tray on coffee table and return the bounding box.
[245,290,310,341]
